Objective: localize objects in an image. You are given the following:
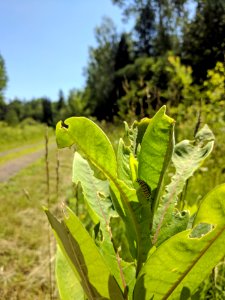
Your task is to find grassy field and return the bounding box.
[0,137,74,299]
[0,121,53,152]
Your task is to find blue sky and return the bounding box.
[0,0,132,101]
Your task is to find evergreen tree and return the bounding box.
[42,98,53,126]
[57,89,66,110]
[84,17,119,120]
[114,33,133,107]
[182,0,225,81]
[112,0,188,56]
[134,0,156,56]
[115,33,133,71]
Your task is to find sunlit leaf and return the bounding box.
[55,246,84,300]
[72,152,125,289]
[56,117,117,179]
[45,208,124,300]
[134,184,225,300]
[138,105,175,214]
[153,124,214,246]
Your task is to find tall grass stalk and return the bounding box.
[45,127,54,300]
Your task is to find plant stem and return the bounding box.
[45,127,54,300]
[56,149,60,202]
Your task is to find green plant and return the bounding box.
[45,106,225,299]
[0,121,50,152]
[203,61,225,104]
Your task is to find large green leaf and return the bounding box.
[72,152,114,224]
[133,184,225,300]
[138,106,175,214]
[55,246,84,300]
[72,152,126,289]
[45,208,124,300]
[56,117,126,222]
[152,124,214,246]
[194,184,225,226]
[56,117,117,179]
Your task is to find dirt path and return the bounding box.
[0,143,55,182]
[0,143,43,158]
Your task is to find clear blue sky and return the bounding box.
[0,0,132,101]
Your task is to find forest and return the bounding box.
[0,0,224,125]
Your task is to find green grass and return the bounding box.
[0,121,53,152]
[0,145,74,299]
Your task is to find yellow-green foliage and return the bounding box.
[117,55,224,121]
[165,55,199,106]
[203,62,225,104]
[117,54,205,119]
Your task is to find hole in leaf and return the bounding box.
[181,211,187,217]
[61,120,69,129]
[97,192,106,199]
[174,210,189,220]
[93,222,103,242]
[189,223,214,239]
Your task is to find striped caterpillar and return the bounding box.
[136,178,151,200]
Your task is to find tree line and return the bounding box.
[0,0,224,125]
